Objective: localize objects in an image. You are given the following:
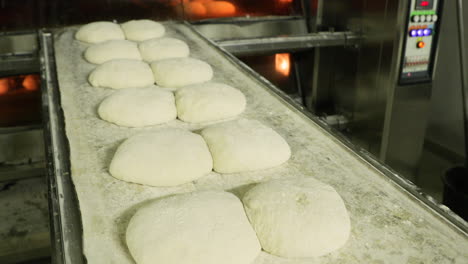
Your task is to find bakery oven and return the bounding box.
[3,0,468,263]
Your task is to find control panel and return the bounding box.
[399,0,442,84]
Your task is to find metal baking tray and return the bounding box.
[39,22,468,264]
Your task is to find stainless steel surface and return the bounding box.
[0,32,39,77]
[0,32,38,55]
[217,31,359,56]
[187,21,468,235]
[192,16,308,41]
[39,31,84,264]
[306,0,442,179]
[456,0,468,162]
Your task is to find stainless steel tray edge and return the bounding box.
[39,30,85,264]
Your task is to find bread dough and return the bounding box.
[109,129,212,186]
[88,59,154,89]
[151,58,213,88]
[175,82,246,123]
[84,40,141,64]
[139,37,189,62]
[75,21,125,44]
[121,19,165,42]
[126,191,261,264]
[200,119,291,173]
[98,86,176,127]
[242,177,351,258]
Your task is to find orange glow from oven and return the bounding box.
[275,53,291,77]
[204,1,236,17]
[0,78,10,95]
[22,75,40,91]
[278,0,293,3]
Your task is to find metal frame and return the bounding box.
[216,31,360,56]
[39,31,84,264]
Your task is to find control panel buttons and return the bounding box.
[432,14,438,22]
[426,15,433,22]
[412,15,420,22]
[420,15,426,22]
[417,41,426,48]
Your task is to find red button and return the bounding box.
[421,1,429,7]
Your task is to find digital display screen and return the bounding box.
[415,0,434,10]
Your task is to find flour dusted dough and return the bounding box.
[88,59,154,89]
[175,82,246,123]
[126,191,261,264]
[75,21,125,44]
[109,129,212,186]
[151,57,213,88]
[243,177,351,258]
[84,40,141,64]
[121,19,165,42]
[139,37,189,62]
[200,119,291,173]
[98,86,176,127]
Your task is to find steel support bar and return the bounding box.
[217,31,360,56]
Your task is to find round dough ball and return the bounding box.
[126,191,261,264]
[139,37,189,62]
[200,119,291,173]
[121,19,165,42]
[175,82,246,123]
[84,40,141,64]
[88,59,154,89]
[150,58,213,88]
[243,177,351,258]
[75,21,125,44]
[109,129,213,187]
[98,87,176,127]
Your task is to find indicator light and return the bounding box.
[417,41,425,48]
[417,29,424,36]
[421,1,430,7]
[423,28,432,36]
[410,30,418,37]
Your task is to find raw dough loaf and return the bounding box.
[88,59,154,89]
[242,177,351,258]
[151,57,213,88]
[121,19,165,42]
[98,86,176,127]
[109,129,212,187]
[175,82,246,123]
[84,40,141,64]
[126,191,261,264]
[75,21,125,44]
[139,37,190,62]
[200,119,291,173]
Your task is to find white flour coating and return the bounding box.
[151,57,213,88]
[243,177,351,258]
[110,129,213,187]
[201,119,291,173]
[55,23,468,264]
[84,40,141,64]
[75,21,125,44]
[88,59,154,89]
[175,82,246,123]
[139,37,190,62]
[126,191,261,264]
[98,86,176,127]
[121,20,165,42]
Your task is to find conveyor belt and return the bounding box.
[44,22,468,263]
